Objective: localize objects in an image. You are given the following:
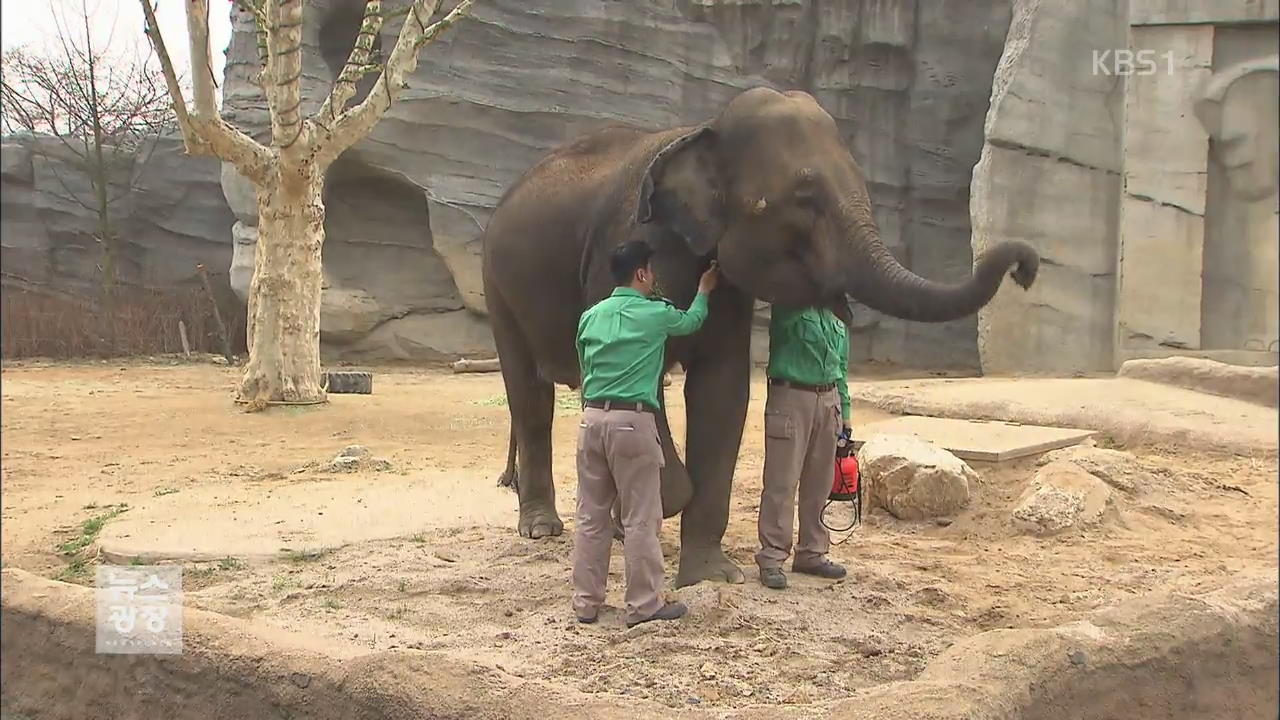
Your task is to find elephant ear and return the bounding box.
[636,126,724,257]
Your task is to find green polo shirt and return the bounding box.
[576,287,710,410]
[767,306,851,422]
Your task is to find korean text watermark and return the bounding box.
[96,565,183,655]
[1092,49,1176,76]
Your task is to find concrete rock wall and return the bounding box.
[974,0,1280,373]
[971,0,1127,374]
[220,0,1014,366]
[0,134,236,296]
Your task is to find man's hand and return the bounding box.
[836,425,853,458]
[697,261,720,294]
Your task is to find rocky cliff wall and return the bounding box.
[3,1,1016,368]
[0,134,236,297]
[220,0,1014,366]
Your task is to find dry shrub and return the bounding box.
[1,285,246,359]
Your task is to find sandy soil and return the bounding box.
[1,359,1276,710]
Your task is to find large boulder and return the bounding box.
[858,434,976,520]
[1012,460,1113,535]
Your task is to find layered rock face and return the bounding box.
[973,0,1279,373]
[220,0,1014,365]
[0,135,236,297]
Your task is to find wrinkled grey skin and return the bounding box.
[481,87,1038,587]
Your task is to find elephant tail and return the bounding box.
[497,427,518,493]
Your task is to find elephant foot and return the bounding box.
[675,545,745,588]
[518,503,563,539]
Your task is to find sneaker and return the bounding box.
[793,558,847,580]
[625,601,687,628]
[759,566,787,589]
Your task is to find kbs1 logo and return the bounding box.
[1092,49,1176,76]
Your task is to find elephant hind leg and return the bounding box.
[488,292,563,539]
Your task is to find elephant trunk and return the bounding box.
[832,191,1039,323]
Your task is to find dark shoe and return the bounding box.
[625,601,687,628]
[759,567,787,589]
[793,558,847,580]
[576,608,598,624]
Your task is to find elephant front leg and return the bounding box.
[675,296,753,587]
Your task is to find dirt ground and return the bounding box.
[2,359,1277,710]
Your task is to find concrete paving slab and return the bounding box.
[851,415,1095,462]
[96,471,517,563]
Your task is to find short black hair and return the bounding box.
[609,240,654,285]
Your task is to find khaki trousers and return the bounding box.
[756,384,840,570]
[573,407,665,625]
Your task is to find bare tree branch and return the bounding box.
[315,1,386,125]
[0,1,179,292]
[265,0,307,153]
[314,0,476,166]
[137,0,272,183]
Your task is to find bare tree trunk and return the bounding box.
[237,170,327,404]
[139,0,476,408]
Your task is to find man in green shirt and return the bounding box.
[573,240,719,627]
[756,304,852,589]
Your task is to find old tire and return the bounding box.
[324,371,372,395]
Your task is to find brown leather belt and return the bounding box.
[583,399,656,414]
[768,377,836,393]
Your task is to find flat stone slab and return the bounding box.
[851,415,1095,462]
[851,377,1279,455]
[97,471,516,563]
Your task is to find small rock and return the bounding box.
[699,661,717,680]
[326,456,362,472]
[858,434,975,520]
[337,445,370,458]
[1069,650,1088,666]
[497,631,513,640]
[1036,445,1155,493]
[70,436,82,441]
[211,356,229,366]
[1012,461,1113,535]
[288,672,311,689]
[686,697,701,705]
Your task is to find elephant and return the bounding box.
[481,86,1038,588]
